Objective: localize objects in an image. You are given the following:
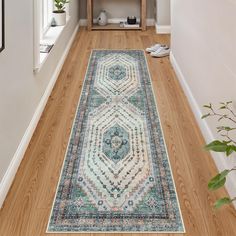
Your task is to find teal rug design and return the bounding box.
[47,50,185,233]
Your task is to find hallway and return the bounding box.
[0,27,235,236]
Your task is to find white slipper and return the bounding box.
[146,44,166,53]
[150,46,170,58]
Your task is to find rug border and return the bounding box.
[46,49,186,234]
[46,51,94,233]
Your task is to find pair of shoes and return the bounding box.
[146,44,170,58]
[146,44,166,53]
[151,46,170,57]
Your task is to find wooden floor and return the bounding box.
[0,27,236,236]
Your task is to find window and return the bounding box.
[40,0,53,38]
[33,0,71,70]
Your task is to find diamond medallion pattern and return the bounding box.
[48,50,184,233]
[102,124,130,163]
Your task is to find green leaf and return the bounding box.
[225,145,236,156]
[205,140,228,152]
[222,140,231,144]
[214,197,232,209]
[203,104,212,109]
[208,170,230,191]
[54,0,69,10]
[217,126,234,131]
[201,113,211,119]
[226,146,234,156]
[219,106,226,109]
[208,177,226,190]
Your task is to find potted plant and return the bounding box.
[202,101,236,208]
[53,0,69,26]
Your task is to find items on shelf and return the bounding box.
[97,10,108,26]
[127,16,137,25]
[120,22,140,28]
[87,0,147,31]
[120,17,139,28]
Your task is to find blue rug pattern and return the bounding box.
[47,50,184,232]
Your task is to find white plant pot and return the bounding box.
[53,11,66,26]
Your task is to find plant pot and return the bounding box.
[53,11,66,26]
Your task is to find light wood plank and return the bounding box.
[87,0,92,31]
[141,0,147,31]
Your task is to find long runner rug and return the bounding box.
[47,50,185,233]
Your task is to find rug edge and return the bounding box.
[46,49,186,233]
[46,51,95,233]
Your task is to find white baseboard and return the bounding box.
[155,23,171,34]
[169,51,213,142]
[170,51,236,208]
[79,18,155,27]
[0,23,80,209]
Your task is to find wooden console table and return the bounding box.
[87,0,147,31]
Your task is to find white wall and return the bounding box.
[171,0,236,201]
[155,0,171,34]
[0,0,79,205]
[79,0,155,19]
[156,0,170,25]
